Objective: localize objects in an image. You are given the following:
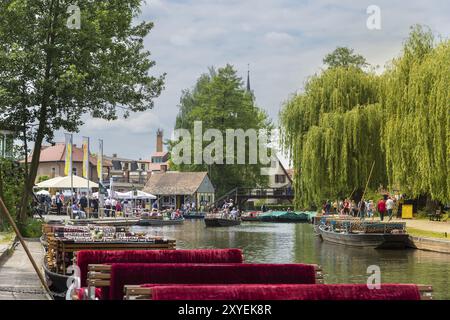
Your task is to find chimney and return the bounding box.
[156,129,163,153]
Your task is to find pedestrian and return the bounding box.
[55,192,63,215]
[377,198,386,221]
[358,199,366,219]
[105,198,112,217]
[386,197,395,221]
[80,193,88,212]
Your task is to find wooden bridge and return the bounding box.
[213,187,294,207]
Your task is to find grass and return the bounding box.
[407,228,449,240]
[0,232,15,244]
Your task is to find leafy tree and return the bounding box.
[0,0,165,224]
[382,25,449,203]
[323,47,368,69]
[170,65,271,197]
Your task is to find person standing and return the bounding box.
[55,193,63,216]
[377,198,386,221]
[105,198,112,217]
[80,193,88,212]
[386,197,395,221]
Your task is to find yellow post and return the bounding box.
[402,204,413,219]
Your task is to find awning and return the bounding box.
[34,175,99,189]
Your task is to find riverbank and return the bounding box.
[0,232,16,264]
[0,239,49,300]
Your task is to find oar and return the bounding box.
[0,196,54,300]
[358,161,376,221]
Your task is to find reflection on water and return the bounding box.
[133,220,450,300]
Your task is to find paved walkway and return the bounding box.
[0,240,49,300]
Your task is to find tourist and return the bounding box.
[377,198,386,221]
[55,193,63,215]
[358,199,366,220]
[230,207,238,220]
[105,198,112,217]
[111,198,117,217]
[115,201,122,217]
[80,193,88,212]
[366,200,374,218]
[386,197,395,221]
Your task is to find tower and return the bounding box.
[156,129,163,153]
[246,64,251,93]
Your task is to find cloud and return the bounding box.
[59,0,449,161]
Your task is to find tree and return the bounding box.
[0,0,165,225]
[323,47,368,69]
[382,25,449,203]
[170,65,272,197]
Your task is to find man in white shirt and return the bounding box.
[386,197,395,221]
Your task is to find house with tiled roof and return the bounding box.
[144,171,215,210]
[23,143,112,183]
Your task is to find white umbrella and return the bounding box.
[36,190,50,196]
[35,175,99,189]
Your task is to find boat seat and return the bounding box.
[124,284,432,301]
[97,263,323,300]
[77,249,243,288]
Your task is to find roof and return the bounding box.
[148,163,168,172]
[151,151,169,158]
[144,171,210,195]
[23,143,112,167]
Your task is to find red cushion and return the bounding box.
[149,284,421,301]
[76,249,243,287]
[327,284,421,300]
[109,263,317,300]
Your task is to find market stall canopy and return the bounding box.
[122,190,157,200]
[92,190,129,199]
[34,175,99,189]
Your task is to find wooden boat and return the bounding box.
[137,218,185,226]
[204,218,241,227]
[241,211,262,222]
[183,212,206,219]
[259,211,310,223]
[43,258,70,300]
[317,224,410,249]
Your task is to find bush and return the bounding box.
[19,218,43,238]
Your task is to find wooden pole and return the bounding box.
[358,161,376,219]
[0,196,53,300]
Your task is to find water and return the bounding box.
[133,220,450,300]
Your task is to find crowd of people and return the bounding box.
[322,194,405,221]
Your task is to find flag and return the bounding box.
[64,133,73,176]
[82,137,90,178]
[97,139,103,182]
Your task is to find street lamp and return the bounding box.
[0,130,14,159]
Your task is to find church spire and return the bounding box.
[246,64,251,93]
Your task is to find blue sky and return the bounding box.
[60,0,449,162]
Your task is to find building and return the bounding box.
[23,143,112,183]
[103,154,151,192]
[144,171,215,210]
[147,129,170,173]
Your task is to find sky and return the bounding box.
[55,0,449,163]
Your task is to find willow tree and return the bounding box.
[382,25,450,203]
[280,66,383,207]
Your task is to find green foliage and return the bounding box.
[382,25,449,203]
[0,160,24,231]
[323,47,368,69]
[37,176,50,183]
[281,25,449,208]
[170,65,271,196]
[20,218,43,238]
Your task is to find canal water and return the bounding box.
[133,220,450,300]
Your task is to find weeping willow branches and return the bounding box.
[281,25,449,208]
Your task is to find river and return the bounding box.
[133,220,450,300]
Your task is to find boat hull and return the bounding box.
[204,218,241,227]
[318,227,409,249]
[183,212,206,219]
[137,218,185,226]
[43,259,70,300]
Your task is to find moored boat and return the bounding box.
[183,212,206,219]
[259,211,310,223]
[315,217,409,249]
[138,218,185,226]
[204,218,241,227]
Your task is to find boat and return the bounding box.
[315,217,409,249]
[259,211,310,223]
[43,258,70,300]
[204,218,241,227]
[241,211,262,222]
[183,212,206,219]
[137,218,185,226]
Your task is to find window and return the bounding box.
[275,175,286,184]
[51,168,56,177]
[72,167,77,176]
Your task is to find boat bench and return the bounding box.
[87,263,323,300]
[124,284,433,301]
[77,249,243,288]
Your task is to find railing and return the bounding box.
[212,187,294,207]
